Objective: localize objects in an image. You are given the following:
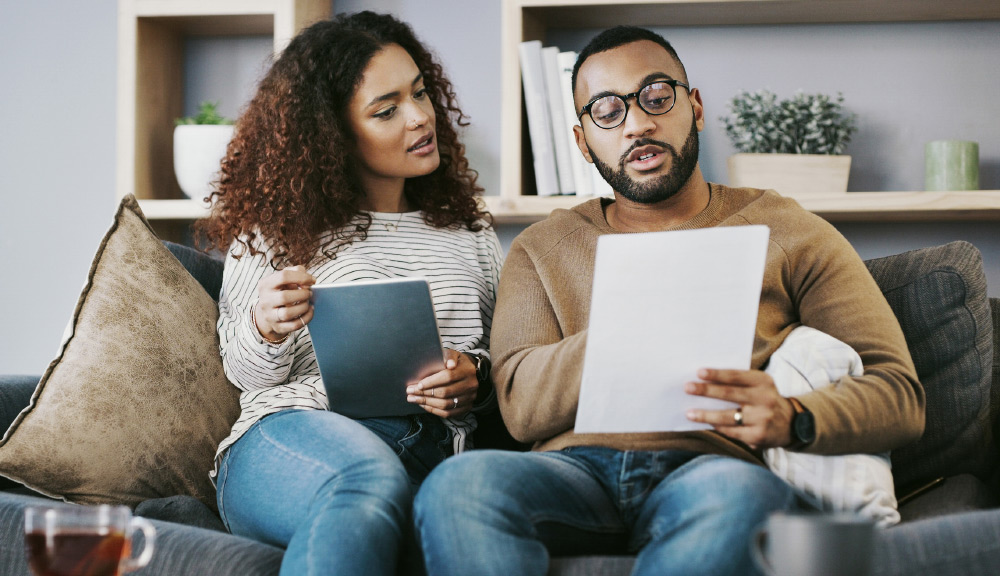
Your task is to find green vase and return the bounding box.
[925,140,979,191]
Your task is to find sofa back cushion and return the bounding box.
[864,241,996,493]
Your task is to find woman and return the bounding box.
[196,11,502,575]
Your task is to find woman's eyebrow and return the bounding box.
[366,73,424,108]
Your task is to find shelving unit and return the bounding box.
[115,0,331,233]
[499,0,1000,223]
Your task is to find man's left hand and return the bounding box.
[684,368,795,449]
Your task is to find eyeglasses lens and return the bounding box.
[639,83,675,114]
[590,97,626,129]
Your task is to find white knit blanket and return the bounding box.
[764,326,900,527]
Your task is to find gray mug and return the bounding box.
[751,512,875,576]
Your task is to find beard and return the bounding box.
[588,115,700,205]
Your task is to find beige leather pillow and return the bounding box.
[0,195,240,511]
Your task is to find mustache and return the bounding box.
[618,138,677,168]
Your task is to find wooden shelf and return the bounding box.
[482,191,1000,224]
[116,0,330,232]
[499,0,1000,225]
[126,1,1000,226]
[514,0,1000,29]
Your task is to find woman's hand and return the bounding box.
[406,349,479,418]
[254,265,316,343]
[684,368,796,450]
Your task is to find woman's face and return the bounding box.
[347,43,439,196]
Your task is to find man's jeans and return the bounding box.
[414,446,797,576]
[217,408,449,576]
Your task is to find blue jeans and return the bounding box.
[217,408,449,576]
[414,447,797,576]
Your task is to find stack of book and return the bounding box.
[519,40,614,198]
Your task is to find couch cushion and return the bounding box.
[0,492,283,576]
[864,241,995,493]
[164,241,224,301]
[0,195,241,511]
[991,298,1000,494]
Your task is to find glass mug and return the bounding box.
[24,505,156,576]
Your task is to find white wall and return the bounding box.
[0,1,118,373]
[1,0,997,373]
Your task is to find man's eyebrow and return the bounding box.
[585,72,677,104]
[365,73,424,108]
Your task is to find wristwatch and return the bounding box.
[467,353,492,386]
[787,397,816,450]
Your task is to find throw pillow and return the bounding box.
[864,241,996,493]
[0,195,240,511]
[763,326,899,527]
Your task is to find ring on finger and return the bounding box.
[298,316,305,330]
[733,406,744,426]
[452,397,459,409]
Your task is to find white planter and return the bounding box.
[727,153,851,195]
[173,124,234,200]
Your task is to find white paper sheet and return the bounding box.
[575,225,770,433]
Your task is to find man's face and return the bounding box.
[573,40,704,204]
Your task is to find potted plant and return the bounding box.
[173,101,235,200]
[721,90,857,194]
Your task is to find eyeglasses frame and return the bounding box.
[578,79,691,130]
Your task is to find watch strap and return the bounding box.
[787,396,812,450]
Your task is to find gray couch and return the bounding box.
[1,240,998,575]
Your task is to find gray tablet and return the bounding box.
[309,277,444,419]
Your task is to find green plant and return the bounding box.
[175,101,234,126]
[720,90,857,155]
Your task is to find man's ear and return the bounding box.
[573,125,593,163]
[690,87,706,133]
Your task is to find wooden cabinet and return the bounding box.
[495,0,1000,222]
[115,0,331,228]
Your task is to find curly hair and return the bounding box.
[196,11,489,267]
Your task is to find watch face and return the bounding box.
[794,411,816,444]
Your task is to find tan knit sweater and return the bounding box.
[491,184,924,464]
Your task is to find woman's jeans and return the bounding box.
[414,446,798,576]
[217,408,449,576]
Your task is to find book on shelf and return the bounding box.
[521,42,615,199]
[541,46,576,195]
[518,40,560,197]
[556,50,592,197]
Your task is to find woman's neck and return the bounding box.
[361,178,411,213]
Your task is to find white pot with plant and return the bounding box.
[173,101,234,200]
[721,90,857,195]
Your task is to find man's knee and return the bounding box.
[415,450,507,515]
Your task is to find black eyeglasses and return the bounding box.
[578,80,690,130]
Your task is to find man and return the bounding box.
[413,26,924,576]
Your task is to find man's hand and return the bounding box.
[684,368,796,449]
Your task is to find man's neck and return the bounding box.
[606,170,711,232]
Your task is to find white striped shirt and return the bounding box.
[213,211,504,471]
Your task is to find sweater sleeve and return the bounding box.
[491,237,589,444]
[781,222,925,455]
[217,242,297,392]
